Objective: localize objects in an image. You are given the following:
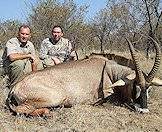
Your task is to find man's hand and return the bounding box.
[70,51,77,60]
[28,54,39,72]
[28,54,39,64]
[52,57,61,65]
[70,51,76,57]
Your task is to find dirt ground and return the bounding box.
[0,54,162,132]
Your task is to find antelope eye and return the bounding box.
[147,86,152,94]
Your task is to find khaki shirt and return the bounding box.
[6,37,35,56]
[39,37,72,62]
[2,37,36,67]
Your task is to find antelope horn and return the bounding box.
[146,37,161,83]
[126,38,145,87]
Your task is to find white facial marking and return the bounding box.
[136,86,141,99]
[134,104,149,113]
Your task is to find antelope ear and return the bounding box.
[151,77,162,86]
[126,73,136,80]
[109,79,126,88]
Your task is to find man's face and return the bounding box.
[18,27,31,44]
[52,27,63,42]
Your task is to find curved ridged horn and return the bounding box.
[126,38,145,86]
[146,37,161,83]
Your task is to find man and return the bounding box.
[2,25,38,88]
[39,25,76,67]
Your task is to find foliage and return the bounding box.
[0,0,161,54]
[0,20,21,49]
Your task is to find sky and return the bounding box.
[0,0,107,22]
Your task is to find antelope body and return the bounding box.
[6,39,162,116]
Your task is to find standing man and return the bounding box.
[39,25,76,68]
[2,25,38,88]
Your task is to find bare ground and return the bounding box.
[0,55,162,132]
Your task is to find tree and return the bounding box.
[91,8,116,53]
[91,0,162,53]
[142,0,162,57]
[91,0,137,52]
[0,20,21,49]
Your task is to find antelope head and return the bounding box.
[109,37,161,113]
[127,37,162,113]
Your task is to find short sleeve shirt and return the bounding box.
[6,37,36,56]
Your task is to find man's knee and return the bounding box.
[5,60,27,87]
[9,60,27,73]
[12,59,26,67]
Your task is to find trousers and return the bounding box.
[5,59,32,88]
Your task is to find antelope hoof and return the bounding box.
[30,108,50,116]
[134,105,149,113]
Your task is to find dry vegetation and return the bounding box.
[0,0,161,131]
[0,52,162,132]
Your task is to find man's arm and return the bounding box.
[8,53,35,62]
[9,53,37,72]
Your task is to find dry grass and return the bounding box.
[0,52,162,132]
